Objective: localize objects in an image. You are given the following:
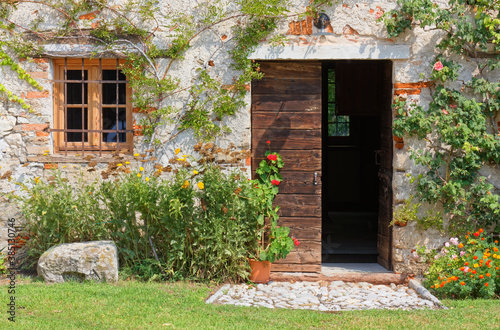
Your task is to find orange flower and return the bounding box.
[472,270,477,274]
[465,262,469,266]
[473,256,478,260]
[479,274,484,279]
[485,283,489,287]
[479,228,484,233]
[460,281,465,286]
[481,237,485,241]
[458,243,464,248]
[486,273,491,277]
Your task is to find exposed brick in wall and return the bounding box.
[22,124,49,131]
[27,72,49,79]
[44,163,58,169]
[79,11,100,20]
[23,91,49,99]
[287,16,318,35]
[133,122,143,136]
[393,82,432,96]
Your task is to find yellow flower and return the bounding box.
[34,177,40,184]
[145,177,149,182]
[177,158,185,161]
[42,153,48,156]
[197,182,204,190]
[139,166,144,171]
[474,264,479,268]
[175,148,181,155]
[125,161,130,164]
[134,153,139,157]
[62,166,66,168]
[137,173,141,178]
[181,180,190,188]
[193,170,198,175]
[182,155,188,158]
[44,150,49,153]
[117,163,123,167]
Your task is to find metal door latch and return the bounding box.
[314,172,318,185]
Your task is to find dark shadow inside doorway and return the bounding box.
[321,60,393,265]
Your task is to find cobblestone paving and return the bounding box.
[206,281,439,311]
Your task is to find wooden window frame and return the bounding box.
[53,58,133,155]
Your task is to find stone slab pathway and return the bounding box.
[206,280,441,311]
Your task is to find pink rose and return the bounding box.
[434,61,444,71]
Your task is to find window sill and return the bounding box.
[27,154,137,164]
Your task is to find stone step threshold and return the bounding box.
[271,263,407,285]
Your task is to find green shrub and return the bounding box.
[10,144,267,283]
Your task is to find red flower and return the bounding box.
[267,154,277,161]
[474,232,479,237]
[293,238,300,246]
[442,109,449,115]
[434,61,444,71]
[460,281,465,286]
[266,140,270,144]
[479,228,483,233]
[473,256,478,260]
[479,274,484,279]
[271,179,281,186]
[485,283,489,287]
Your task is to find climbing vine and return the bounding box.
[384,0,500,233]
[0,0,333,143]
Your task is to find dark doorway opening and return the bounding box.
[321,60,393,267]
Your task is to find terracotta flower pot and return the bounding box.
[248,259,271,284]
[393,135,404,143]
[395,220,407,227]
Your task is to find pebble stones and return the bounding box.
[207,281,440,311]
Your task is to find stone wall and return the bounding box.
[1,0,498,274]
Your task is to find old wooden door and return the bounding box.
[377,61,394,270]
[251,61,322,273]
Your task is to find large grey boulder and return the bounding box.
[37,241,118,283]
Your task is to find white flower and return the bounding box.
[449,237,459,246]
[445,242,450,247]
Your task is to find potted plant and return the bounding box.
[247,141,299,283]
[390,195,420,227]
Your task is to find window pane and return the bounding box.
[66,107,88,142]
[329,115,350,137]
[328,104,335,122]
[102,107,127,142]
[102,70,126,104]
[66,70,88,105]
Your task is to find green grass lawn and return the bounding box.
[1,279,499,329]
